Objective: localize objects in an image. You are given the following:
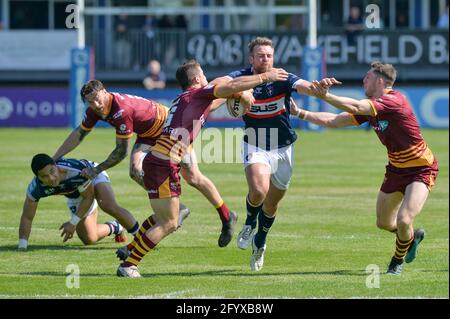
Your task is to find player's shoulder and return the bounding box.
[27,177,40,191]
[227,67,252,78]
[26,177,42,201]
[374,90,406,107]
[287,72,302,81]
[189,85,216,101]
[111,92,131,108]
[56,158,89,171]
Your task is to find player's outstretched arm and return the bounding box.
[309,80,375,116]
[82,137,130,179]
[18,196,38,250]
[295,77,342,96]
[290,98,355,128]
[53,126,91,160]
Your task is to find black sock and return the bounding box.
[253,209,275,248]
[127,221,139,235]
[245,195,262,229]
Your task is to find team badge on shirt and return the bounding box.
[374,120,389,132]
[119,124,127,133]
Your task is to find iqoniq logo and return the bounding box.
[0,98,13,120]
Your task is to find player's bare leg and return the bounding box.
[398,182,429,264]
[376,191,405,274]
[75,209,111,245]
[246,163,271,205]
[117,197,179,278]
[378,183,429,275]
[396,182,428,241]
[376,191,403,232]
[95,182,137,230]
[180,153,223,207]
[180,150,237,247]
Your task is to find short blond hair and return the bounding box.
[370,61,397,87]
[248,37,273,55]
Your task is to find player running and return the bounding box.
[116,59,288,277]
[216,37,325,271]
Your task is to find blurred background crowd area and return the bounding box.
[0,0,448,86]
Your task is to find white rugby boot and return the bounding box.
[250,239,266,272]
[237,224,256,250]
[116,265,142,278]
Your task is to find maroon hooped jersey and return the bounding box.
[152,85,218,162]
[352,90,435,169]
[81,92,168,140]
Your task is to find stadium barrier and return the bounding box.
[0,87,448,129]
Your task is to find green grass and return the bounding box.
[0,128,448,298]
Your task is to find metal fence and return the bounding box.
[87,29,187,72]
[87,29,449,82]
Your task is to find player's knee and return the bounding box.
[185,173,202,187]
[376,215,400,231]
[396,215,412,230]
[163,219,178,234]
[80,236,97,245]
[129,168,140,181]
[376,219,391,230]
[249,188,267,204]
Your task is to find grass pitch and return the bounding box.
[0,128,448,298]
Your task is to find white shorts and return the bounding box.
[66,170,110,218]
[242,142,294,190]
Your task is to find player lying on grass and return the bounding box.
[290,61,439,275]
[117,59,288,277]
[18,153,140,250]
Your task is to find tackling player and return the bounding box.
[116,59,288,277]
[53,80,237,248]
[291,61,439,275]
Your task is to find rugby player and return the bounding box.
[116,59,288,277]
[53,80,237,248]
[18,153,137,249]
[291,61,439,275]
[216,37,326,271]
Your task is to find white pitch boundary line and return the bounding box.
[2,226,448,241]
[0,226,49,231]
[0,290,198,299]
[0,226,376,239]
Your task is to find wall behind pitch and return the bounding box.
[0,87,448,129]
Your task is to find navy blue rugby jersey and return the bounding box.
[227,67,302,150]
[26,159,93,201]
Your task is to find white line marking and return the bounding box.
[0,291,198,299]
